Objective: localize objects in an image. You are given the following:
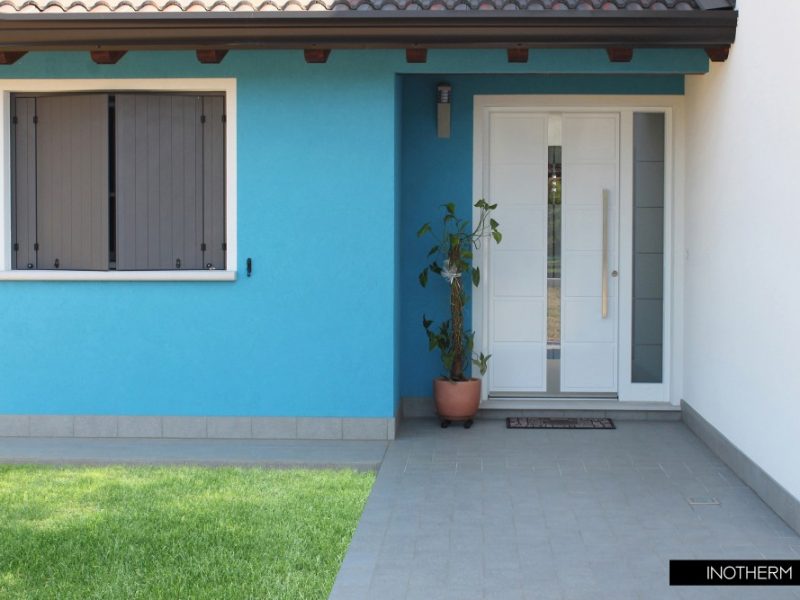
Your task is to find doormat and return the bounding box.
[506,417,615,430]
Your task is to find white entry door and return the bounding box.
[560,114,619,392]
[486,112,549,393]
[485,111,619,396]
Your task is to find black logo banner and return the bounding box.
[670,560,799,586]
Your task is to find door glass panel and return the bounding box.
[547,145,562,393]
[632,113,665,383]
[546,115,562,394]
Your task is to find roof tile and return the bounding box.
[0,0,735,13]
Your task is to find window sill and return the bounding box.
[0,270,237,282]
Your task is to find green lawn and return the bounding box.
[0,465,374,600]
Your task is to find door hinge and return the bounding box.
[32,115,38,125]
[201,243,207,252]
[12,116,17,125]
[33,242,39,251]
[221,114,226,123]
[200,115,206,124]
[222,242,227,251]
[13,242,19,251]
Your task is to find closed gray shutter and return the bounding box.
[115,94,203,270]
[11,97,37,270]
[36,94,109,271]
[203,96,226,270]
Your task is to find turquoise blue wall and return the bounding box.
[398,74,685,398]
[1,51,401,417]
[0,50,702,417]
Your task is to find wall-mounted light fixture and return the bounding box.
[436,83,451,139]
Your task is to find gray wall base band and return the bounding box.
[682,400,800,536]
[401,396,682,421]
[0,415,396,441]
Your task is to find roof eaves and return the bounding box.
[0,7,739,53]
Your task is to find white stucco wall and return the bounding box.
[684,0,800,500]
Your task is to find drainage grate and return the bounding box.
[506,417,615,430]
[687,497,720,506]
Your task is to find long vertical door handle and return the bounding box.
[601,189,609,319]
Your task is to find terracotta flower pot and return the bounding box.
[433,378,481,420]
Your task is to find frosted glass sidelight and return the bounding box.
[632,113,665,383]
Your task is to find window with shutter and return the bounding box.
[9,91,227,273]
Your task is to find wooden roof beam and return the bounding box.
[705,46,730,62]
[304,48,330,63]
[0,51,26,65]
[607,47,633,62]
[507,48,528,63]
[196,49,228,63]
[406,48,427,63]
[90,50,126,64]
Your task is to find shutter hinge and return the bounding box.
[33,242,39,251]
[13,242,19,251]
[201,243,207,252]
[222,242,227,251]
[32,115,38,125]
[12,116,17,125]
[200,115,206,124]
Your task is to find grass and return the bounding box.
[0,465,375,600]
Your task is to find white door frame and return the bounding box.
[473,95,685,405]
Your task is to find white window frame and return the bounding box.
[472,94,686,406]
[0,78,238,281]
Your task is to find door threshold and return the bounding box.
[481,398,680,412]
[491,393,618,400]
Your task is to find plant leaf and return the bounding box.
[471,267,480,287]
[492,230,502,244]
[418,269,428,287]
[444,202,456,215]
[427,245,439,258]
[416,223,432,237]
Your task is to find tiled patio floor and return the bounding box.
[330,418,800,600]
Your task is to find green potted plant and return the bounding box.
[417,199,501,428]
